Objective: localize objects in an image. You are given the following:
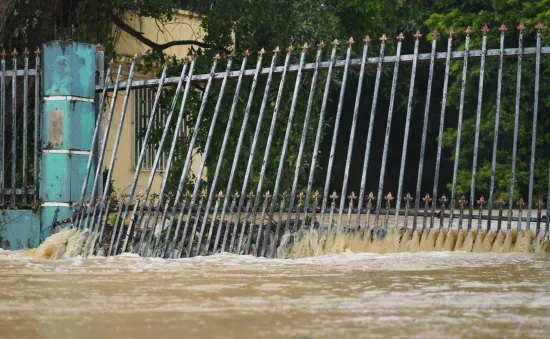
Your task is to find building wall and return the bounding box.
[104,11,206,196]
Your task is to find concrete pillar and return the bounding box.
[40,41,97,240]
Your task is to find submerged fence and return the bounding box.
[0,49,40,207]
[69,24,550,258]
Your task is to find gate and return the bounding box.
[69,24,550,258]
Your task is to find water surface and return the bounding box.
[1,250,549,338]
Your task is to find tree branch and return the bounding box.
[106,10,229,55]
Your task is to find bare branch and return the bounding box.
[106,10,229,55]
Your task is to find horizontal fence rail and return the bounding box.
[71,24,550,258]
[0,49,41,208]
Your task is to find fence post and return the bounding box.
[39,41,97,240]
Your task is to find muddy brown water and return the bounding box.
[1,225,550,338]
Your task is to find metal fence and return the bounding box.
[0,49,40,208]
[71,24,550,258]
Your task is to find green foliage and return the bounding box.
[3,0,548,207]
[426,0,550,202]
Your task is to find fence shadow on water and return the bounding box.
[54,24,550,259]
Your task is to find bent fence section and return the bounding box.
[52,25,550,257]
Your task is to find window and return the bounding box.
[133,88,182,171]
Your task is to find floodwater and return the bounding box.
[2,229,550,338]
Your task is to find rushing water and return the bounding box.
[1,228,550,338]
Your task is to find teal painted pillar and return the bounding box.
[40,41,97,240]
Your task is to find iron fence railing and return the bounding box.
[0,48,40,208]
[71,24,550,258]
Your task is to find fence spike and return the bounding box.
[413,30,422,40]
[535,22,544,33]
[0,50,6,59]
[396,32,405,41]
[380,34,388,44]
[517,22,525,32]
[481,24,489,36]
[467,28,487,230]
[448,27,455,38]
[465,25,472,36]
[303,42,336,235]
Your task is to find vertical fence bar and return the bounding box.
[447,27,470,231]
[0,52,5,206]
[457,195,466,231]
[487,24,507,231]
[439,195,447,230]
[507,24,525,232]
[22,49,29,205]
[383,193,393,232]
[107,195,126,256]
[246,47,292,257]
[215,50,265,253]
[253,191,271,255]
[337,38,367,235]
[77,61,123,229]
[260,45,308,256]
[209,47,280,253]
[228,53,280,255]
[216,51,264,253]
[270,192,288,258]
[420,194,431,232]
[152,57,198,257]
[100,56,138,249]
[117,62,169,247]
[526,24,542,231]
[11,49,17,205]
[139,59,200,249]
[496,197,505,233]
[236,191,254,254]
[517,198,525,233]
[33,50,40,202]
[142,61,190,254]
[413,31,438,231]
[394,31,420,232]
[182,189,207,257]
[317,39,351,234]
[536,199,543,237]
[302,41,336,232]
[327,191,339,235]
[467,26,488,230]
[362,193,374,238]
[374,34,403,235]
[139,57,215,256]
[285,43,322,235]
[403,193,413,232]
[193,58,233,254]
[477,196,485,231]
[151,193,172,255]
[161,55,222,257]
[355,36,385,231]
[193,55,246,256]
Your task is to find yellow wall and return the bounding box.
[104,11,206,197]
